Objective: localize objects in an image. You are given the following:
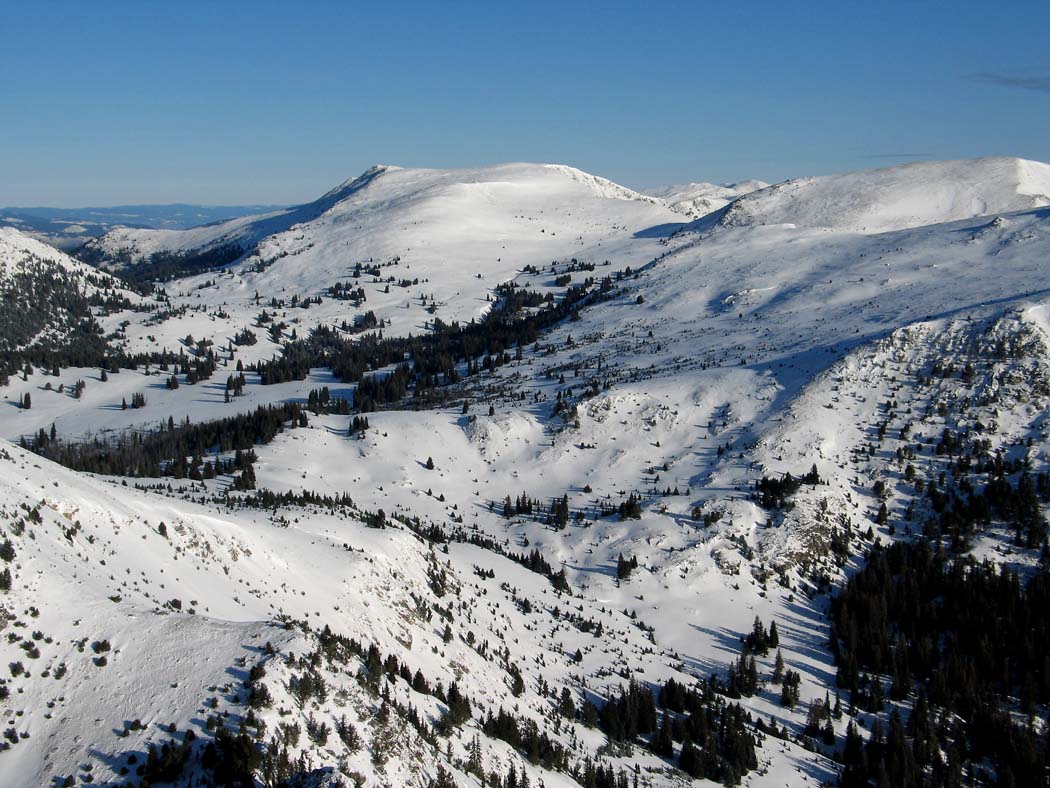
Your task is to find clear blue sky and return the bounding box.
[2,0,1049,206]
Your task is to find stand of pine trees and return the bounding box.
[832,538,1050,786]
[251,280,618,410]
[0,261,112,382]
[649,677,759,784]
[26,403,306,478]
[78,241,245,284]
[754,464,822,510]
[0,255,232,385]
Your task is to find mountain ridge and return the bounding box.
[716,155,1050,233]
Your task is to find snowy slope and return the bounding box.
[717,157,1050,232]
[64,163,680,380]
[0,226,131,283]
[78,166,397,266]
[83,163,667,269]
[0,228,150,360]
[236,162,671,322]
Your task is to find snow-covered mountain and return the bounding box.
[81,163,668,276]
[2,156,1050,788]
[0,226,123,283]
[643,179,769,219]
[716,156,1050,232]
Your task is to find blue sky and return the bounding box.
[2,0,1049,206]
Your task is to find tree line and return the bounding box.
[26,403,307,478]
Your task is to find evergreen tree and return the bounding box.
[772,649,785,684]
[559,687,576,719]
[780,670,801,707]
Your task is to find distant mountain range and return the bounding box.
[0,203,286,250]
